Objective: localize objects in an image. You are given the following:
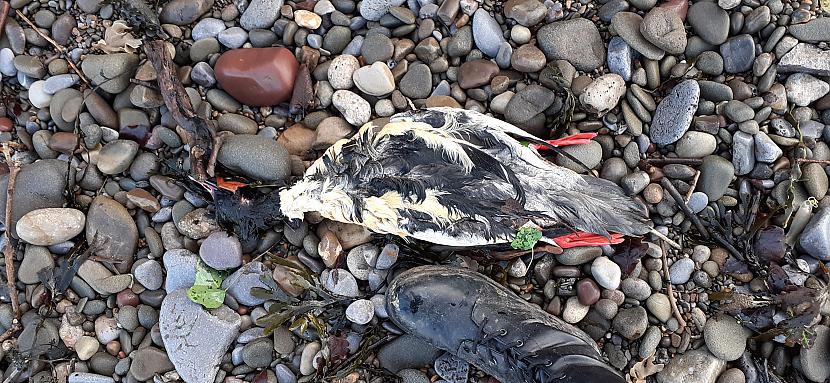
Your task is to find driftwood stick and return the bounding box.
[1,144,20,328]
[660,241,687,331]
[15,10,90,87]
[144,40,214,181]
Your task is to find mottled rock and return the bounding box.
[657,349,725,383]
[649,79,700,145]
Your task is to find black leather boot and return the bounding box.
[386,265,624,383]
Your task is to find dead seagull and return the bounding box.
[273,107,654,249]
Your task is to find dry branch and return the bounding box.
[15,9,91,87]
[660,177,710,239]
[1,144,20,335]
[660,241,687,331]
[144,40,214,181]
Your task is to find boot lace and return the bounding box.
[462,316,555,383]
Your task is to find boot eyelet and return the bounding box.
[515,340,524,347]
[499,329,508,336]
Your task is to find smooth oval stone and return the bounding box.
[214,47,299,106]
[16,208,85,246]
[649,79,700,145]
[457,59,499,89]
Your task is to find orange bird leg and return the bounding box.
[552,231,625,248]
[532,133,598,150]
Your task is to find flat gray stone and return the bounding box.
[472,9,505,57]
[240,0,284,29]
[538,18,605,71]
[656,349,725,383]
[789,18,830,43]
[86,196,138,273]
[800,325,830,382]
[163,249,198,293]
[160,289,241,383]
[779,43,830,77]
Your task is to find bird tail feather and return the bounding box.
[543,176,652,237]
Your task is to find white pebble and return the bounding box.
[28,80,52,108]
[346,299,375,324]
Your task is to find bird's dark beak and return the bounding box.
[287,219,302,230]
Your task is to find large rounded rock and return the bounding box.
[214,47,298,106]
[696,155,734,201]
[612,306,648,340]
[640,7,687,54]
[216,135,290,182]
[656,349,725,383]
[686,2,729,45]
[86,196,138,273]
[703,314,749,361]
[611,13,665,60]
[538,18,605,71]
[16,208,85,246]
[81,53,139,94]
[0,159,72,238]
[240,0,284,29]
[799,207,830,261]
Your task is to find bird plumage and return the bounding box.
[279,107,650,247]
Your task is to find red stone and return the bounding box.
[214,47,299,106]
[576,278,601,306]
[120,124,152,147]
[659,0,689,21]
[116,289,140,307]
[0,117,13,132]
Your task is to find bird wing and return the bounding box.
[390,107,582,187]
[303,121,543,246]
[390,108,651,237]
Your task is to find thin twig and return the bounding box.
[685,170,700,203]
[129,78,160,91]
[796,159,830,165]
[660,241,687,331]
[207,131,232,177]
[660,177,710,239]
[14,10,91,87]
[1,144,20,327]
[649,228,681,250]
[644,158,704,166]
